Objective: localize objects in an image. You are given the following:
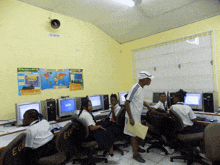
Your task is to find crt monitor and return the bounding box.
[16,101,41,126]
[152,92,161,103]
[184,93,203,110]
[57,97,76,118]
[87,95,103,111]
[118,92,129,105]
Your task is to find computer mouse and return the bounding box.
[210,119,214,122]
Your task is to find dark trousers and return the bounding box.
[90,120,118,151]
[180,123,204,134]
[25,137,58,165]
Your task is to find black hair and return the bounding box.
[110,94,118,100]
[124,94,128,99]
[25,109,39,120]
[79,98,91,117]
[159,92,166,97]
[174,89,187,102]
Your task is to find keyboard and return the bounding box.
[94,115,109,121]
[56,116,74,122]
[196,116,206,121]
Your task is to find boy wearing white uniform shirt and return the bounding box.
[154,92,168,111]
[124,71,154,163]
[170,89,203,134]
[23,109,57,165]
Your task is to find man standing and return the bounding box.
[124,71,154,163]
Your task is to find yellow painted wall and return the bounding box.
[120,16,220,103]
[0,0,121,120]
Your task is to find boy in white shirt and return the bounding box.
[23,109,57,165]
[154,92,168,111]
[170,89,202,134]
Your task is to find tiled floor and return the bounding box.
[66,143,211,165]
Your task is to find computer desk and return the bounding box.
[0,109,218,155]
[0,109,111,156]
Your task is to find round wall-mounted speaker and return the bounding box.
[51,19,60,29]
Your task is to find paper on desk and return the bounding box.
[126,121,148,140]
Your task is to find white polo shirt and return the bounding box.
[25,119,54,149]
[170,102,196,127]
[154,101,167,111]
[125,83,144,120]
[79,110,96,126]
[109,103,121,121]
[124,83,145,136]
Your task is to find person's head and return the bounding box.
[23,109,39,126]
[110,94,118,105]
[138,71,154,87]
[173,89,187,103]
[81,99,92,113]
[124,94,128,99]
[159,92,167,103]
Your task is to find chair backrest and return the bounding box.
[0,133,26,165]
[55,116,88,159]
[204,123,220,162]
[116,106,126,127]
[169,109,184,132]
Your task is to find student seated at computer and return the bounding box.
[146,92,175,153]
[146,92,169,125]
[23,109,58,165]
[153,92,168,111]
[170,89,203,134]
[101,94,121,124]
[78,99,118,156]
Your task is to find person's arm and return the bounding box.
[25,129,34,148]
[125,100,135,126]
[143,102,154,110]
[111,104,118,121]
[191,119,198,123]
[89,125,106,131]
[189,108,197,123]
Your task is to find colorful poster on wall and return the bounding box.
[41,69,69,90]
[69,69,84,91]
[17,68,41,96]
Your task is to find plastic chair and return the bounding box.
[0,133,26,165]
[204,123,220,165]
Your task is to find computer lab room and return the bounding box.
[1,0,220,164]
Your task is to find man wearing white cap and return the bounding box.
[124,71,154,163]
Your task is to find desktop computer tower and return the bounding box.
[75,97,88,110]
[203,93,214,113]
[102,95,109,110]
[41,99,57,121]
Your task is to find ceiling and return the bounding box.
[18,0,220,44]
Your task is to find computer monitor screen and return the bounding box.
[60,99,76,113]
[153,92,160,103]
[74,73,82,80]
[87,95,103,111]
[119,92,129,105]
[16,101,41,125]
[184,93,202,110]
[57,97,76,117]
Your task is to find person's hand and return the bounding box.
[111,104,115,110]
[148,107,156,111]
[101,117,106,122]
[99,125,106,131]
[129,118,135,126]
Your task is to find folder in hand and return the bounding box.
[126,121,148,140]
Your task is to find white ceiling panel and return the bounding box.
[18,0,220,43]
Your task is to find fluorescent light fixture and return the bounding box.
[110,0,135,7]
